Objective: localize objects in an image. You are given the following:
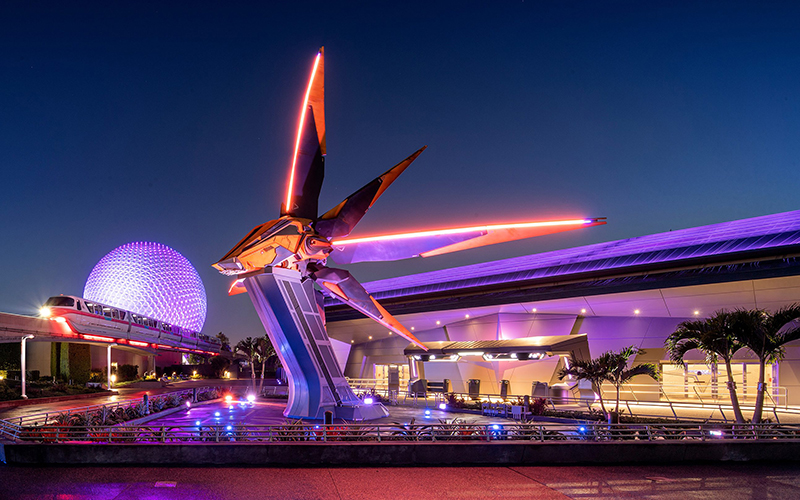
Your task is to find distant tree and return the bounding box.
[255,336,277,394]
[209,355,231,378]
[560,346,659,423]
[557,356,612,418]
[666,311,747,423]
[235,337,259,390]
[187,353,204,365]
[216,332,231,351]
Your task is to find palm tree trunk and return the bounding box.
[250,356,256,391]
[723,359,745,423]
[615,384,621,415]
[753,359,767,424]
[259,359,266,395]
[593,382,608,418]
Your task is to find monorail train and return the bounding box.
[39,295,222,355]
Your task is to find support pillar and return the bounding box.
[20,335,34,399]
[243,267,387,420]
[107,344,117,390]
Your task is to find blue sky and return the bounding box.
[2,1,799,342]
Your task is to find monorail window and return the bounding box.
[76,301,82,311]
[45,297,75,308]
[103,307,112,318]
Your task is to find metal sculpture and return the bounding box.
[214,47,605,419]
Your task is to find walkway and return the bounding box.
[2,463,800,499]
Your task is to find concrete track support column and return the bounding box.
[20,335,34,399]
[107,344,118,390]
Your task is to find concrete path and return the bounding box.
[0,379,253,421]
[1,463,800,499]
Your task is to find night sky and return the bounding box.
[3,1,799,343]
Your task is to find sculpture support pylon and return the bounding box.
[244,267,388,420]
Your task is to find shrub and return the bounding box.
[530,397,548,416]
[209,356,231,378]
[116,364,139,382]
[68,344,91,385]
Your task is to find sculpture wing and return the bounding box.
[315,146,426,239]
[309,265,427,350]
[329,218,606,264]
[281,47,326,220]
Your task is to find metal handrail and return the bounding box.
[4,421,800,444]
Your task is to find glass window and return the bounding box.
[45,297,75,308]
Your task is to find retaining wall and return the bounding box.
[3,441,800,466]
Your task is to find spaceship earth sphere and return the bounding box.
[84,242,207,331]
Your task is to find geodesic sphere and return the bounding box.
[84,241,207,331]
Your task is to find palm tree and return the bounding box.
[557,356,612,418]
[732,305,800,423]
[665,311,747,423]
[216,332,231,351]
[235,337,259,391]
[602,346,660,421]
[560,346,659,423]
[255,336,276,395]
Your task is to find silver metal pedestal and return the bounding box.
[244,267,388,420]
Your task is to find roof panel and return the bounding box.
[328,211,800,304]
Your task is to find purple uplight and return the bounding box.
[84,241,207,331]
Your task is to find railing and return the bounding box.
[3,421,800,444]
[348,378,797,421]
[609,383,789,408]
[3,387,214,427]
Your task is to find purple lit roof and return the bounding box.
[84,241,207,331]
[351,210,800,302]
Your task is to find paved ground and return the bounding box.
[1,463,799,499]
[147,397,519,428]
[4,379,800,425]
[0,380,254,422]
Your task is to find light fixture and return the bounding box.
[436,321,441,325]
[532,308,537,312]
[465,314,470,318]
[350,339,354,343]
[581,308,586,314]
[694,310,700,315]
[368,335,372,340]
[411,326,415,330]
[634,309,640,315]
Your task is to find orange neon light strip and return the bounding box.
[83,334,115,342]
[285,51,322,212]
[129,340,149,347]
[331,219,595,245]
